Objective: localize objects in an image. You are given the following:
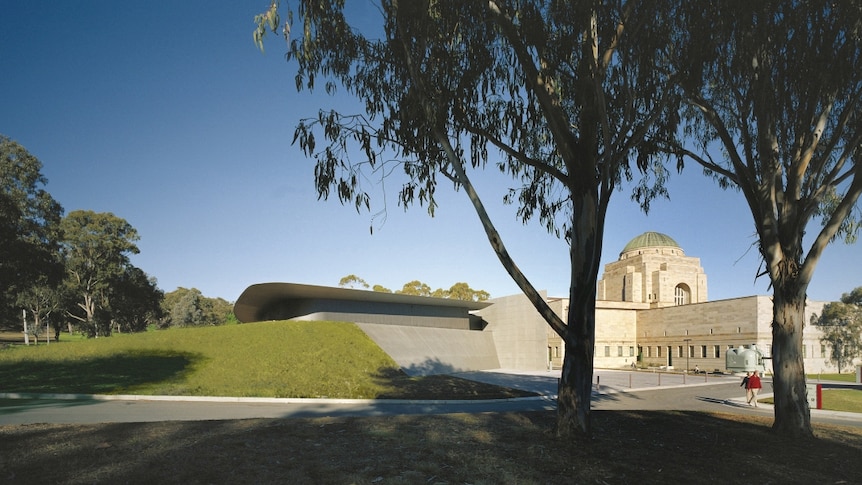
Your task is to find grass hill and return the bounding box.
[0,321,531,400]
[2,322,862,483]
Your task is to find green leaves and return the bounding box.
[60,210,144,337]
[0,135,64,323]
[253,1,281,53]
[814,288,862,372]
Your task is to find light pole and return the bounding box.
[683,338,691,372]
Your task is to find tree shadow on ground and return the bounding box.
[2,410,861,484]
[0,350,201,395]
[370,361,539,400]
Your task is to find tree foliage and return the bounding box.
[108,266,164,333]
[1,136,165,337]
[60,210,142,337]
[672,0,862,437]
[258,0,680,436]
[338,275,489,301]
[338,274,370,289]
[814,287,862,373]
[160,287,235,328]
[0,135,64,327]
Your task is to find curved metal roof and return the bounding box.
[233,282,491,323]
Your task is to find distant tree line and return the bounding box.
[159,287,237,328]
[813,287,862,373]
[338,274,490,302]
[1,135,234,339]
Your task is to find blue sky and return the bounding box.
[2,1,859,304]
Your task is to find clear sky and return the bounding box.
[2,1,859,304]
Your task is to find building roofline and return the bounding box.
[234,282,492,323]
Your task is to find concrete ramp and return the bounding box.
[355,323,500,376]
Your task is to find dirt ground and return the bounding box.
[2,406,861,484]
[3,332,861,483]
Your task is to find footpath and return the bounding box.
[0,369,858,426]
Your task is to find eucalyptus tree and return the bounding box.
[397,280,433,297]
[0,135,64,326]
[61,210,141,337]
[671,1,862,436]
[256,0,679,436]
[814,287,862,374]
[107,266,164,333]
[338,274,370,289]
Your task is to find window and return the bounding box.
[617,346,623,357]
[678,346,683,358]
[688,345,695,358]
[802,344,807,358]
[604,346,610,357]
[674,284,691,305]
[629,346,635,357]
[820,344,826,358]
[701,345,707,358]
[647,346,652,358]
[713,345,720,358]
[657,346,662,357]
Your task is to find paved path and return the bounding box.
[0,369,858,427]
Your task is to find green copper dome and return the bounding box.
[621,231,680,253]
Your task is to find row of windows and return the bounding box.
[580,343,828,359]
[633,343,829,359]
[637,344,723,359]
[602,346,636,357]
[802,344,828,358]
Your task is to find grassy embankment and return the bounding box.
[2,324,861,483]
[805,372,862,413]
[0,321,531,400]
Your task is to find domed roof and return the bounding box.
[621,231,681,253]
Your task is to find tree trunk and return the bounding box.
[556,188,602,437]
[558,319,594,437]
[771,292,813,437]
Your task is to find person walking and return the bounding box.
[741,371,752,404]
[747,370,763,407]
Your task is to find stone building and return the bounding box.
[235,231,846,375]
[540,231,837,373]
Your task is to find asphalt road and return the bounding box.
[0,369,858,427]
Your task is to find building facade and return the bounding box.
[234,232,850,375]
[537,232,840,373]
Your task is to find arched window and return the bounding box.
[674,284,691,305]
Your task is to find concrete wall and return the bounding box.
[634,296,840,373]
[355,323,500,376]
[634,296,765,370]
[595,301,643,368]
[477,292,550,371]
[262,298,472,329]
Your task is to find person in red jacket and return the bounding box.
[747,370,763,407]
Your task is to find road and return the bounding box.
[0,369,858,427]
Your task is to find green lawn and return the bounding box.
[808,372,859,383]
[761,387,862,413]
[821,389,862,413]
[0,321,406,398]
